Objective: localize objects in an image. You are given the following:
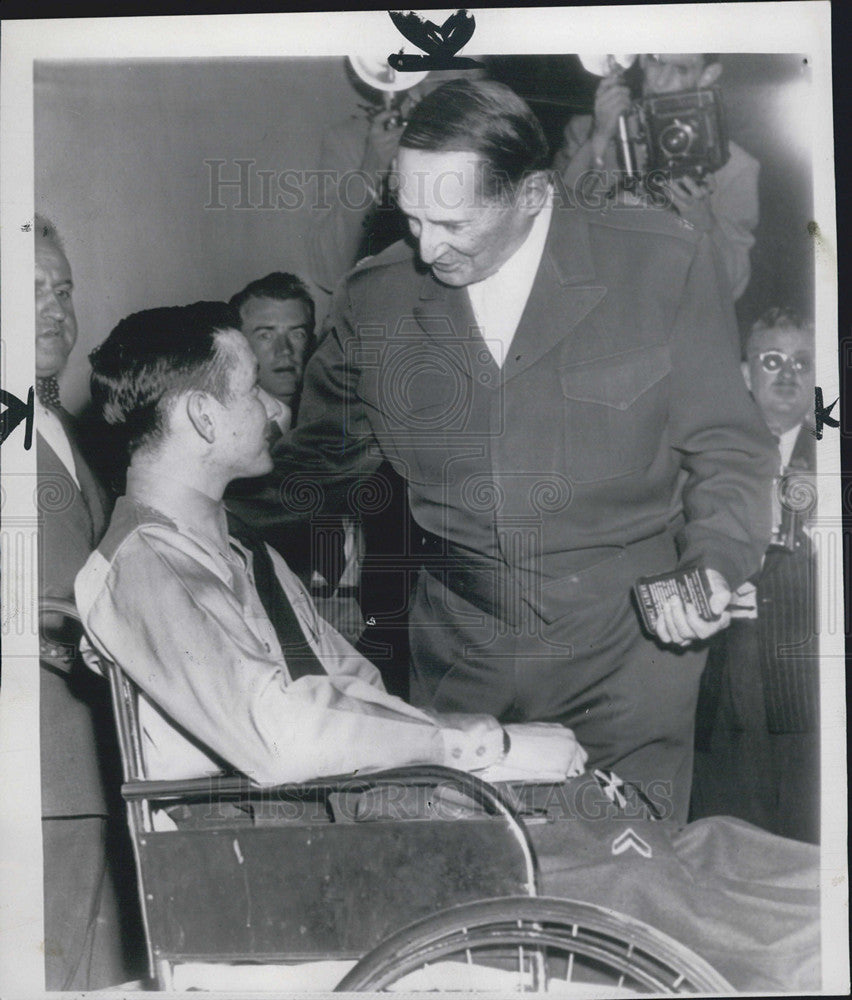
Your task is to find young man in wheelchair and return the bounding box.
[74,302,588,792]
[75,301,821,993]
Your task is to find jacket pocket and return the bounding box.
[558,344,671,482]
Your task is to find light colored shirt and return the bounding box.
[36,402,80,489]
[778,425,800,471]
[467,197,553,367]
[74,470,504,786]
[771,423,805,535]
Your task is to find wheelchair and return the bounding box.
[41,597,733,994]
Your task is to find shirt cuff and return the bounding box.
[438,719,504,772]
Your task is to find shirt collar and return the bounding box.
[127,465,230,552]
[467,191,554,299]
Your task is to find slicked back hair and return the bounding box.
[399,79,550,201]
[89,301,241,457]
[745,306,815,356]
[230,272,316,334]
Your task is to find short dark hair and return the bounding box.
[89,301,241,457]
[34,213,66,254]
[229,272,316,334]
[399,79,550,200]
[746,306,815,354]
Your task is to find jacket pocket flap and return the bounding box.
[559,344,671,410]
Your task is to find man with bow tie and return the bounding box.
[692,309,819,842]
[35,215,142,989]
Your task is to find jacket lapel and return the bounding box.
[412,270,500,384]
[53,407,110,544]
[788,423,816,472]
[499,207,607,385]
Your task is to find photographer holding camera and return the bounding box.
[554,54,759,301]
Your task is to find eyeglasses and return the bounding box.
[750,350,813,375]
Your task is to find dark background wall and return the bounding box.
[35,53,814,414]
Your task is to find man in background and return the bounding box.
[227,273,363,645]
[229,271,316,435]
[35,214,142,990]
[554,54,759,300]
[692,308,819,843]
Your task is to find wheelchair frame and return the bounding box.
[40,597,733,994]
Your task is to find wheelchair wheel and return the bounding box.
[336,895,732,993]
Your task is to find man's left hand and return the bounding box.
[662,174,716,232]
[653,567,731,646]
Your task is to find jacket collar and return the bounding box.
[411,207,607,383]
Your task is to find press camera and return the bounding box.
[638,87,730,180]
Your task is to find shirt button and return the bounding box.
[451,747,462,760]
[476,746,486,757]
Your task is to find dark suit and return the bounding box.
[38,417,142,989]
[231,200,776,822]
[692,426,819,843]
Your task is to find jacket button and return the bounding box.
[452,747,462,759]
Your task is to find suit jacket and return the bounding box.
[38,420,114,818]
[232,198,776,628]
[757,423,819,732]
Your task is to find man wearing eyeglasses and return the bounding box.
[692,308,818,843]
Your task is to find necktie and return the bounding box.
[36,376,61,408]
[266,419,284,446]
[226,512,326,680]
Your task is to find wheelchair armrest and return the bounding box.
[122,765,522,820]
[123,765,539,896]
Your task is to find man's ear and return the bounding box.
[698,62,723,88]
[741,360,752,392]
[186,391,216,444]
[517,170,551,215]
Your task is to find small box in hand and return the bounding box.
[633,566,719,634]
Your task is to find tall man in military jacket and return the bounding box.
[232,80,777,821]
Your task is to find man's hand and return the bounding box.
[661,174,716,232]
[590,72,632,155]
[653,567,732,646]
[477,722,588,784]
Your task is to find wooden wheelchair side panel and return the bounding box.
[138,819,533,962]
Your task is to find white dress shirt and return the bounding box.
[36,401,81,489]
[778,425,800,471]
[466,195,553,367]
